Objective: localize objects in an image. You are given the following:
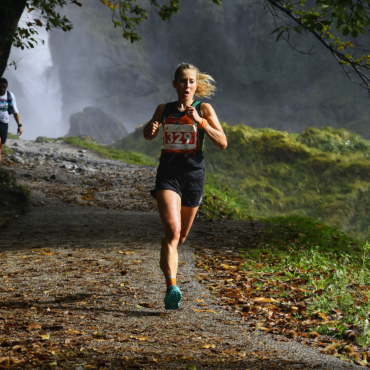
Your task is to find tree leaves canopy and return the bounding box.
[266,0,370,91]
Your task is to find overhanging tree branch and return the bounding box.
[266,0,370,93]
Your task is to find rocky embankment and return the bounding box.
[66,107,129,144]
[2,137,157,212]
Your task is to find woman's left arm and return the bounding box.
[201,103,227,150]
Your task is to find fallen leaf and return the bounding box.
[138,302,154,308]
[186,365,197,370]
[29,323,42,330]
[317,312,329,321]
[257,327,271,332]
[66,330,81,335]
[192,309,217,313]
[201,344,216,349]
[253,297,278,303]
[129,336,149,341]
[0,358,10,366]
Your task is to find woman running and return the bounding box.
[143,63,227,310]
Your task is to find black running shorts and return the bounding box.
[151,164,206,208]
[0,122,8,145]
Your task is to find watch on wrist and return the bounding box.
[18,124,22,127]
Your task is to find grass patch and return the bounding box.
[200,174,252,220]
[240,218,370,345]
[64,136,157,166]
[253,216,358,252]
[7,133,19,140]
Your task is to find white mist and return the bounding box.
[6,24,63,140]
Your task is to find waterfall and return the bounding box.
[6,26,63,140]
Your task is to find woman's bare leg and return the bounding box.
[156,190,182,279]
[179,206,199,246]
[0,141,3,161]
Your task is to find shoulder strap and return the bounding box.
[161,102,173,125]
[7,91,14,115]
[193,101,202,118]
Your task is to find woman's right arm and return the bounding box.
[143,104,166,141]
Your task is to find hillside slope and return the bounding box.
[115,124,370,239]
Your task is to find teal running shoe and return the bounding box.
[164,285,182,310]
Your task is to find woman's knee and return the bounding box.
[164,221,181,241]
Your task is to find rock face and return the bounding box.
[66,107,128,144]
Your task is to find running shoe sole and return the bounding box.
[164,285,182,310]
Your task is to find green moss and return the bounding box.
[200,174,252,220]
[299,126,370,155]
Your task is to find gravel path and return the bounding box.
[4,138,157,212]
[0,139,363,369]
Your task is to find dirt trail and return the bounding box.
[0,139,362,369]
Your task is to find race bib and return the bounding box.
[163,124,197,150]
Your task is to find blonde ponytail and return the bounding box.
[174,63,217,99]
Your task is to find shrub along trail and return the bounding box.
[0,138,364,369]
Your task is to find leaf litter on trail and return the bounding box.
[194,246,370,365]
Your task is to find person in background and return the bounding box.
[0,77,22,160]
[143,63,227,309]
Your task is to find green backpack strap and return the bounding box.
[193,101,202,126]
[161,103,173,125]
[192,101,201,109]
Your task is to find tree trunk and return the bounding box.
[0,0,27,77]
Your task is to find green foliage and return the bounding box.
[206,124,370,240]
[298,127,370,155]
[256,216,358,253]
[117,123,370,239]
[9,0,82,51]
[200,174,251,220]
[64,136,157,166]
[241,224,370,344]
[268,0,370,89]
[101,0,221,43]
